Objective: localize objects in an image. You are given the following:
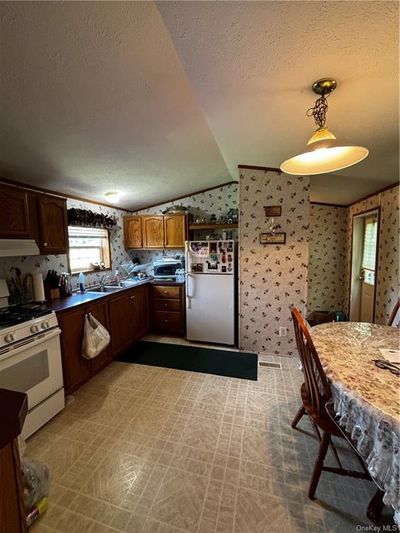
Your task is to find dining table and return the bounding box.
[310,321,400,526]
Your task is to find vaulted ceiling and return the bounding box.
[0,1,398,209]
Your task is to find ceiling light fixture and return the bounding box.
[105,191,120,203]
[280,79,369,175]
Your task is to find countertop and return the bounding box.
[46,278,184,313]
[0,389,27,448]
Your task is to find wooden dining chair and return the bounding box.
[388,298,400,327]
[290,307,371,500]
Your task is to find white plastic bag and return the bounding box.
[82,313,110,359]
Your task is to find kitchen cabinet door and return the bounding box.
[38,196,68,254]
[0,184,32,238]
[142,216,164,248]
[164,215,186,248]
[58,300,111,393]
[87,301,111,374]
[132,285,149,341]
[124,216,142,249]
[58,307,91,394]
[109,291,135,356]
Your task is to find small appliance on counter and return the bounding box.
[153,257,184,280]
[185,240,236,345]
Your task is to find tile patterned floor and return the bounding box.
[27,352,391,533]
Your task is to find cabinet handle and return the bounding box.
[165,303,168,307]
[163,291,168,294]
[43,242,48,247]
[164,319,168,323]
[130,296,135,300]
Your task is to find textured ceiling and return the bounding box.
[0,1,398,209]
[157,1,399,204]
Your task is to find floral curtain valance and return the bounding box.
[67,208,117,229]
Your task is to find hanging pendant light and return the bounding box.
[280,79,369,175]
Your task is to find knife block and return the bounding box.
[44,283,60,301]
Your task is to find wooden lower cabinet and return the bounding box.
[150,283,185,336]
[132,285,149,340]
[59,286,150,393]
[109,291,135,355]
[109,284,149,356]
[58,300,111,394]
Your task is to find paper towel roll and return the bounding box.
[33,273,45,302]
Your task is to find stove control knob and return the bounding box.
[4,333,15,343]
[30,325,39,333]
[41,321,50,330]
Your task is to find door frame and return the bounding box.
[348,207,380,322]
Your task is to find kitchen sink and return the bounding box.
[87,285,123,293]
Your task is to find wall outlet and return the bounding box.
[279,327,287,337]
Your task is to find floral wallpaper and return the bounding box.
[341,185,399,324]
[133,183,239,268]
[308,204,348,312]
[375,187,400,324]
[239,168,310,356]
[0,197,132,292]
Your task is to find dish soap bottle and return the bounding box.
[78,272,85,293]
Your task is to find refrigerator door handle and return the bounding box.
[186,273,194,308]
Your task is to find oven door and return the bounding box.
[0,328,63,410]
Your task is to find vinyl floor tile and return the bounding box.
[27,355,394,533]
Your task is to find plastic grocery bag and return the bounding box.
[82,313,110,359]
[21,458,50,511]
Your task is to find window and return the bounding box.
[68,226,111,274]
[361,217,378,285]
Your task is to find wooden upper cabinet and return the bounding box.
[142,216,164,248]
[124,216,142,249]
[0,184,32,238]
[123,214,187,249]
[37,196,68,254]
[164,214,186,248]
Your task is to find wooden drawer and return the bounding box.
[153,298,182,312]
[152,285,181,300]
[153,310,184,335]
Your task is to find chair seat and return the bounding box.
[300,383,343,437]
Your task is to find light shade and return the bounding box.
[280,126,369,175]
[105,191,120,203]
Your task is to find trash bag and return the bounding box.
[21,458,50,511]
[82,313,110,359]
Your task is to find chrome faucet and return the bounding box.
[99,274,110,288]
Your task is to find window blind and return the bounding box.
[68,226,110,273]
[362,218,377,271]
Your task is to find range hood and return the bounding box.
[0,239,40,257]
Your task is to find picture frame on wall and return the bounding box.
[260,232,286,245]
[264,205,282,217]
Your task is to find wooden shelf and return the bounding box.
[189,223,238,230]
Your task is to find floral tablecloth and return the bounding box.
[310,322,400,524]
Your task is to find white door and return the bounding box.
[350,211,379,322]
[186,274,235,344]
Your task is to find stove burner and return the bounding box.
[0,305,52,328]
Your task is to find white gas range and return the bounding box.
[0,305,65,439]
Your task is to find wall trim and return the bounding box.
[310,201,347,208]
[346,181,399,207]
[134,180,238,211]
[0,176,132,212]
[238,164,282,174]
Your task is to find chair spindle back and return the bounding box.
[291,307,332,418]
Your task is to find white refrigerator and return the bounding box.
[185,240,236,345]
